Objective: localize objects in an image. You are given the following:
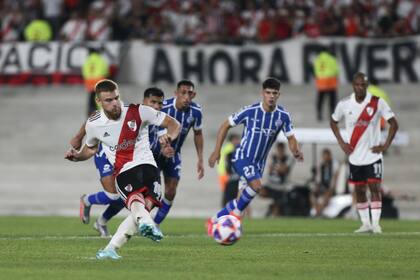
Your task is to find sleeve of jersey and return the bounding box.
[140,105,166,126]
[379,99,395,121]
[228,108,247,126]
[331,101,343,122]
[282,113,295,137]
[193,108,203,130]
[85,122,98,148]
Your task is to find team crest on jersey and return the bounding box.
[275,119,283,127]
[124,184,133,192]
[187,116,194,124]
[127,120,137,131]
[366,107,374,116]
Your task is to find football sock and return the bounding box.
[153,198,172,224]
[216,200,237,218]
[370,201,382,227]
[234,186,258,214]
[131,200,154,225]
[87,191,119,205]
[102,198,125,222]
[356,202,371,226]
[106,215,136,250]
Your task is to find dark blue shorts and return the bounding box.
[94,143,114,178]
[155,152,181,179]
[232,158,262,183]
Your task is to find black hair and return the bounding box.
[177,79,195,90]
[95,79,118,97]
[352,72,368,83]
[144,87,164,99]
[228,133,240,142]
[262,77,281,90]
[276,142,285,149]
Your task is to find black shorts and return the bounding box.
[116,164,162,207]
[349,159,383,185]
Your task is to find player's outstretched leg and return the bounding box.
[129,193,163,242]
[96,215,137,260]
[96,248,122,260]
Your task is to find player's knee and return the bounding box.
[101,176,117,193]
[165,189,176,200]
[104,191,121,201]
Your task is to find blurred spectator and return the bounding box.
[60,10,87,41]
[0,6,24,42]
[2,0,420,43]
[310,148,340,217]
[41,0,64,40]
[86,1,112,41]
[24,18,52,41]
[221,134,241,206]
[217,133,240,200]
[257,5,275,43]
[199,1,223,43]
[82,47,109,116]
[260,142,294,217]
[313,46,339,122]
[273,8,291,40]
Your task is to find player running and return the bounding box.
[207,78,303,234]
[152,80,204,225]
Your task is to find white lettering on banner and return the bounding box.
[121,36,420,85]
[0,42,120,75]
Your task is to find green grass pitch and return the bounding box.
[0,217,420,280]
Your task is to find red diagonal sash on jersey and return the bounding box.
[349,96,379,150]
[114,104,142,176]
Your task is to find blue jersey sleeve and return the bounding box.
[228,105,250,126]
[193,105,203,130]
[282,112,294,137]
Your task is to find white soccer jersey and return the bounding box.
[331,92,395,166]
[85,103,166,173]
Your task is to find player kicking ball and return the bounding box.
[65,80,180,259]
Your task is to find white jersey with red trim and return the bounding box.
[85,103,166,173]
[331,92,395,166]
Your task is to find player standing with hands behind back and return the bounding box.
[330,72,398,234]
[208,78,303,234]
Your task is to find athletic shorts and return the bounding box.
[115,164,162,207]
[94,143,114,178]
[232,158,263,183]
[349,159,383,185]
[155,152,181,179]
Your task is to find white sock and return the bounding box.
[83,196,91,207]
[105,215,136,250]
[97,216,107,225]
[370,201,382,227]
[131,201,154,225]
[356,202,371,226]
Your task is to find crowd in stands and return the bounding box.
[1,0,420,44]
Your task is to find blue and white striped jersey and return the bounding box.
[153,97,203,154]
[229,102,294,170]
[149,125,161,155]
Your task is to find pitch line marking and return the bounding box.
[1,231,420,240]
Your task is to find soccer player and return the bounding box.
[65,80,180,259]
[207,78,303,233]
[330,72,398,234]
[152,80,204,225]
[71,87,173,237]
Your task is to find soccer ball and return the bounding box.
[212,215,242,245]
